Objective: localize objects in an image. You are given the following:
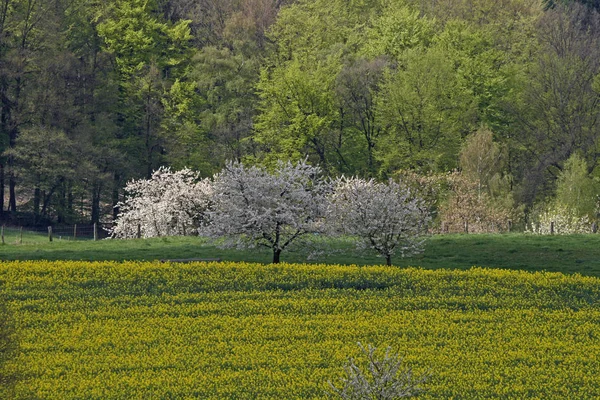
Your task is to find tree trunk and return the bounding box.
[273,248,281,264]
[33,187,40,224]
[386,254,392,266]
[8,76,21,215]
[8,172,15,213]
[67,184,74,222]
[91,183,101,225]
[0,162,4,219]
[57,180,67,224]
[112,173,120,221]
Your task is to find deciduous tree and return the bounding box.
[111,167,212,238]
[203,159,329,263]
[329,176,430,266]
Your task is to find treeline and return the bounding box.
[0,0,599,227]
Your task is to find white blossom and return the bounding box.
[527,204,592,234]
[111,167,213,238]
[329,177,430,265]
[202,159,330,263]
[329,343,429,399]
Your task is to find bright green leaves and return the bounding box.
[97,0,192,77]
[255,0,517,176]
[555,153,600,219]
[255,56,342,167]
[434,21,514,130]
[191,46,260,164]
[362,3,435,60]
[269,0,377,60]
[376,47,474,174]
[95,0,194,176]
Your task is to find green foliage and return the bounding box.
[555,153,599,219]
[375,46,474,174]
[433,21,514,129]
[255,55,342,167]
[527,153,600,233]
[0,0,599,229]
[97,0,192,76]
[459,127,514,202]
[4,126,76,190]
[184,45,262,172]
[508,4,600,205]
[362,3,435,60]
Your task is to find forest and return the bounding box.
[1,0,600,230]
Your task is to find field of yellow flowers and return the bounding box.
[1,260,599,399]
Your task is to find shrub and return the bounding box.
[527,204,592,234]
[554,153,599,220]
[328,343,429,399]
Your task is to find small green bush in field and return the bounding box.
[328,343,429,399]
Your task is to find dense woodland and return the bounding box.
[1,0,600,229]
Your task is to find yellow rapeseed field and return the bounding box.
[0,261,599,399]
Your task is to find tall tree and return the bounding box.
[0,0,55,219]
[97,0,192,177]
[375,46,475,175]
[255,55,342,169]
[508,4,600,205]
[334,57,388,175]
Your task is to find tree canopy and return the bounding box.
[1,0,599,228]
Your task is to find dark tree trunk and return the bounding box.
[67,186,74,218]
[0,162,4,219]
[0,79,6,220]
[112,173,120,221]
[91,183,101,225]
[273,248,281,264]
[386,254,392,266]
[57,183,65,224]
[8,172,15,213]
[8,76,21,215]
[33,186,40,224]
[41,189,52,217]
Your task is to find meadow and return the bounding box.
[1,234,600,398]
[2,233,600,276]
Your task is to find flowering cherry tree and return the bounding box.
[111,167,213,238]
[203,159,330,263]
[329,177,430,266]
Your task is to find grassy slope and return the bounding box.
[1,233,599,276]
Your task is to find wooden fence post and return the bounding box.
[464,220,469,234]
[137,224,141,239]
[93,223,98,241]
[73,224,77,240]
[550,221,555,235]
[48,226,53,242]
